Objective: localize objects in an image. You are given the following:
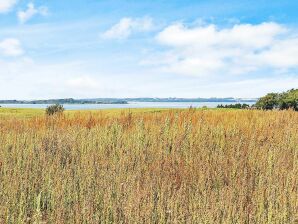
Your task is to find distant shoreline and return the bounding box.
[0,97,257,105]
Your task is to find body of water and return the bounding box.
[0,101,256,110]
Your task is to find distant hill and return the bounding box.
[0,98,128,104]
[86,97,257,103]
[0,97,257,104]
[128,98,257,102]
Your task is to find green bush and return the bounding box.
[217,103,250,109]
[255,89,298,111]
[279,89,298,111]
[255,93,279,110]
[45,104,64,116]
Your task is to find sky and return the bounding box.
[0,0,298,99]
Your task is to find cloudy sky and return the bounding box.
[0,0,298,99]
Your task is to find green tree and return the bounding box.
[255,93,279,110]
[279,89,298,111]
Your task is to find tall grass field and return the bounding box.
[0,109,297,223]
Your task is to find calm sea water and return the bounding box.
[0,101,256,110]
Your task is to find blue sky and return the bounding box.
[0,0,298,99]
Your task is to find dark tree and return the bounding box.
[255,89,298,111]
[46,104,65,116]
[255,93,279,110]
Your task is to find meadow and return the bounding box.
[0,108,297,223]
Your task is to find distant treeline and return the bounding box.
[124,97,256,102]
[0,98,128,105]
[217,103,250,109]
[0,97,257,104]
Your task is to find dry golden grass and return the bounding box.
[0,109,297,223]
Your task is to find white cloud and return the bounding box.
[0,58,106,99]
[200,77,298,98]
[0,38,24,56]
[0,0,17,13]
[67,76,99,89]
[157,22,284,49]
[150,22,298,76]
[18,2,48,24]
[258,38,298,67]
[102,17,154,39]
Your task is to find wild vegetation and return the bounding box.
[0,109,297,223]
